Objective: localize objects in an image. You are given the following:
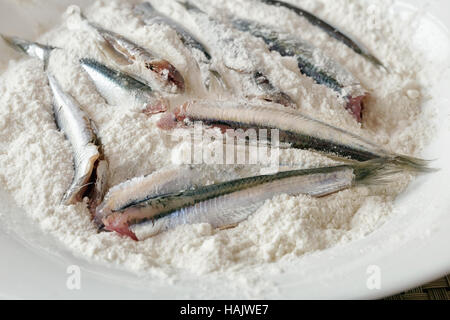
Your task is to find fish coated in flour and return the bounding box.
[134,2,223,91]
[99,160,399,240]
[231,18,367,121]
[87,21,185,94]
[176,0,295,107]
[48,75,108,210]
[160,99,429,171]
[80,58,168,115]
[259,0,385,69]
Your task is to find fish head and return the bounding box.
[103,210,139,241]
[146,59,185,93]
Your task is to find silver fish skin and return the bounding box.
[95,166,203,231]
[87,22,185,94]
[162,100,429,171]
[258,0,385,69]
[121,160,393,240]
[176,1,294,106]
[1,34,54,69]
[80,58,168,115]
[231,18,367,122]
[48,74,104,206]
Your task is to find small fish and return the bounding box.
[80,58,168,115]
[48,75,108,208]
[134,2,222,91]
[135,2,212,62]
[259,0,385,69]
[94,166,203,235]
[87,22,185,94]
[1,34,55,69]
[231,18,367,122]
[101,160,399,240]
[160,100,429,171]
[177,1,295,107]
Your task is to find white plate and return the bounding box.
[0,0,449,299]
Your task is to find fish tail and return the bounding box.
[1,34,24,53]
[352,159,403,186]
[362,53,388,71]
[390,155,437,173]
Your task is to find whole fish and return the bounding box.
[80,58,168,115]
[134,2,221,91]
[259,0,385,68]
[48,75,108,210]
[87,21,185,94]
[231,18,367,122]
[159,99,429,171]
[100,160,397,240]
[177,0,295,107]
[1,34,55,69]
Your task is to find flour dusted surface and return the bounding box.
[0,0,434,288]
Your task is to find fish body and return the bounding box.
[80,58,168,115]
[135,2,223,91]
[100,160,395,240]
[89,23,185,93]
[95,166,203,232]
[259,0,385,68]
[177,1,295,106]
[135,2,212,61]
[162,100,428,171]
[48,75,107,206]
[1,34,54,69]
[232,18,367,121]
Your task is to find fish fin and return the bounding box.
[0,34,23,52]
[362,53,388,72]
[352,159,403,185]
[390,155,437,173]
[1,34,55,70]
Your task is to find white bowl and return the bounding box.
[0,0,449,299]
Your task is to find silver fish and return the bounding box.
[94,166,204,233]
[134,2,222,91]
[87,22,185,94]
[101,160,397,240]
[1,34,54,69]
[159,99,429,171]
[80,58,168,115]
[177,0,295,106]
[231,18,367,122]
[259,0,385,69]
[48,75,108,208]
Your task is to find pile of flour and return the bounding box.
[0,0,435,287]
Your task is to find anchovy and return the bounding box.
[101,160,397,240]
[87,22,185,94]
[134,2,222,91]
[231,18,367,122]
[177,1,295,107]
[48,75,108,209]
[259,0,385,68]
[94,166,204,235]
[135,2,212,61]
[1,34,55,69]
[80,58,168,115]
[160,100,429,171]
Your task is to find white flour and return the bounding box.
[0,0,435,292]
